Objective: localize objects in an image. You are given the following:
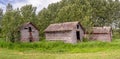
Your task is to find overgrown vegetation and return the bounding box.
[0,0,120,42]
[0,38,119,53]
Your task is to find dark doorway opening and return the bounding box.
[76,31,80,41]
[28,27,33,42]
[29,27,32,32]
[77,25,79,29]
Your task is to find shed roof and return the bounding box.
[92,27,112,34]
[20,22,39,30]
[45,21,84,32]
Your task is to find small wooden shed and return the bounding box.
[20,22,39,42]
[85,27,112,42]
[44,21,84,43]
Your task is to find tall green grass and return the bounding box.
[0,39,120,53]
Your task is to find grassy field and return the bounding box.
[0,39,120,59]
[0,48,120,59]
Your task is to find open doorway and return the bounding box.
[76,31,80,41]
[28,27,33,42]
[29,27,32,32]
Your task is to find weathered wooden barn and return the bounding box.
[20,22,39,42]
[85,27,112,42]
[44,21,84,43]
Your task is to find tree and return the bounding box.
[37,0,93,31]
[2,9,21,42]
[1,4,38,42]
[6,3,13,12]
[0,8,3,26]
[0,8,3,35]
[20,5,37,23]
[89,0,120,27]
[0,8,3,19]
[56,0,93,28]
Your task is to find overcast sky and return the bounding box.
[0,0,61,13]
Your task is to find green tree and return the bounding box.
[20,5,37,23]
[2,4,37,42]
[0,8,3,19]
[2,9,21,42]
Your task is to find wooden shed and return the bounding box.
[44,21,85,43]
[85,27,112,42]
[20,22,39,42]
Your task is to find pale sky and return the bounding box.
[0,0,61,13]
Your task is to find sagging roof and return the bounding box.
[92,27,112,34]
[20,22,39,30]
[45,21,84,32]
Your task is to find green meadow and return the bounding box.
[1,49,120,59]
[0,39,120,59]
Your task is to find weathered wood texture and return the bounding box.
[45,21,84,43]
[85,27,112,42]
[20,22,39,42]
